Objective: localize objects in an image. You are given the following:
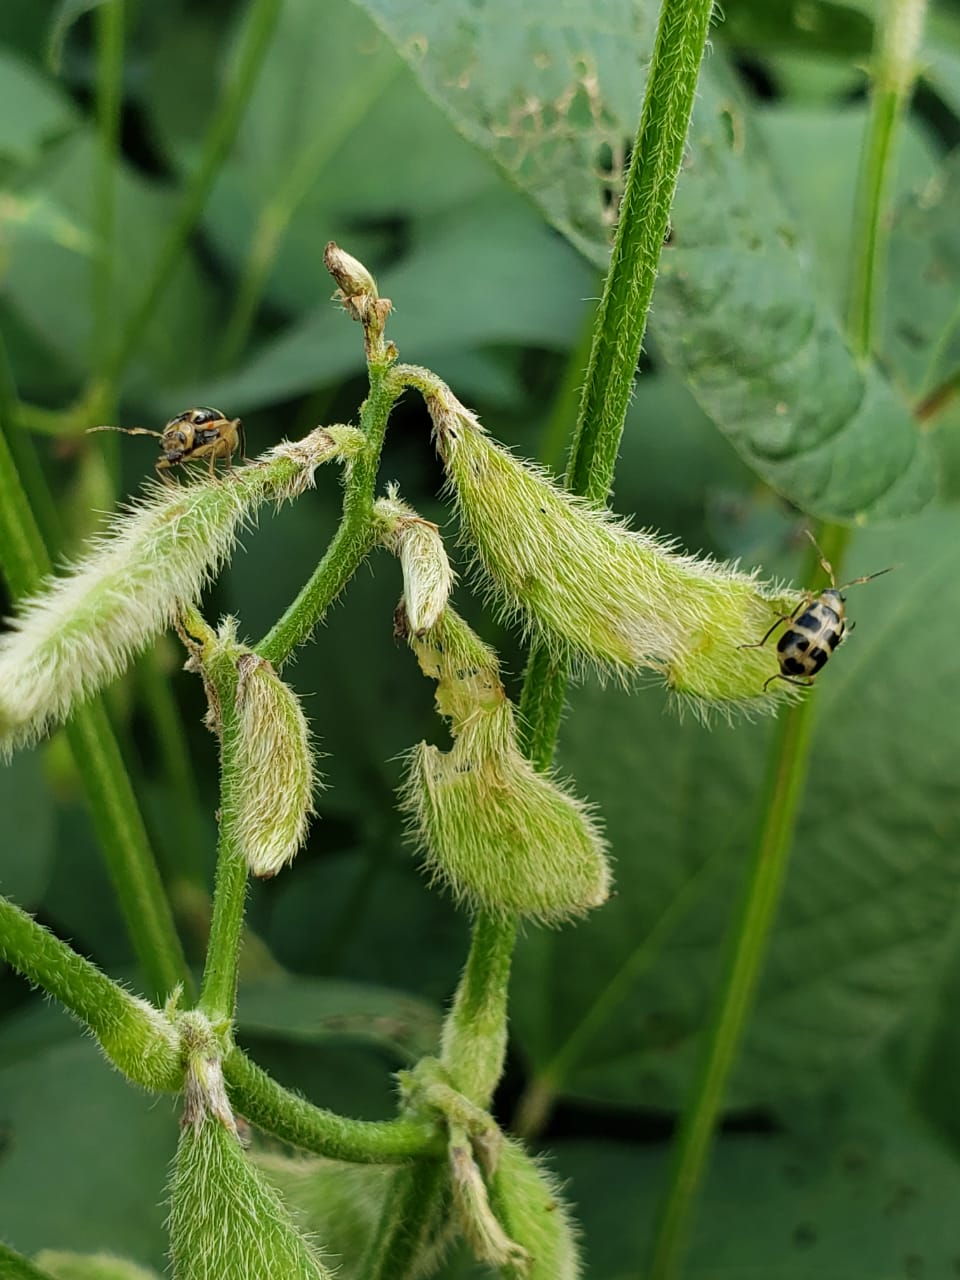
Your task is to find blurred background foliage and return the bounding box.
[2,0,960,1275]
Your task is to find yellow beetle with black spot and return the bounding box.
[741,532,891,691]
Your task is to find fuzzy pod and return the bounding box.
[168,1113,333,1280]
[0,428,360,756]
[401,609,610,923]
[427,392,801,713]
[33,1254,162,1280]
[231,652,319,878]
[487,1139,580,1280]
[375,488,455,635]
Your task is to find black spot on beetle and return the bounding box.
[795,610,821,631]
[783,656,807,676]
[827,629,843,650]
[808,647,828,672]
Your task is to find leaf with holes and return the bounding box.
[349,0,935,521]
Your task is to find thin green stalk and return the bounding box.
[643,629,824,1277]
[0,893,182,1091]
[93,0,124,377]
[223,1048,444,1162]
[198,658,247,1022]
[102,0,282,387]
[257,366,397,664]
[642,521,846,1277]
[441,911,518,1109]
[63,705,193,1000]
[847,0,928,358]
[137,643,211,889]
[0,406,191,1002]
[520,0,716,765]
[513,849,724,1139]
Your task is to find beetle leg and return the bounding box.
[738,598,806,650]
[762,672,815,693]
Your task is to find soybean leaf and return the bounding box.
[885,149,960,401]
[349,0,935,521]
[512,507,960,1112]
[236,975,442,1061]
[557,1072,960,1278]
[652,66,935,522]
[0,1035,174,1267]
[268,851,470,1008]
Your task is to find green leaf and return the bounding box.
[0,48,79,165]
[557,1072,960,1278]
[349,1,935,521]
[0,748,56,908]
[267,851,470,1008]
[885,149,960,400]
[0,1035,174,1267]
[236,975,442,1062]
[512,507,960,1112]
[652,66,935,523]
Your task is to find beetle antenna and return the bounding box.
[836,565,894,591]
[86,425,164,438]
[801,528,836,587]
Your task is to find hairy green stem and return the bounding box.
[257,366,396,664]
[93,0,124,377]
[0,399,191,1001]
[0,893,182,1091]
[520,0,716,767]
[102,0,282,387]
[847,0,928,358]
[198,653,247,1022]
[441,911,518,1108]
[223,1048,443,1162]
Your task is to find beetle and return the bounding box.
[740,531,891,691]
[87,407,243,480]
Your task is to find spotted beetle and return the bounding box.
[741,531,891,691]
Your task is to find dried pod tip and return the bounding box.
[323,241,378,301]
[323,242,392,342]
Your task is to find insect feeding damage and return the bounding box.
[740,531,892,692]
[88,407,244,480]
